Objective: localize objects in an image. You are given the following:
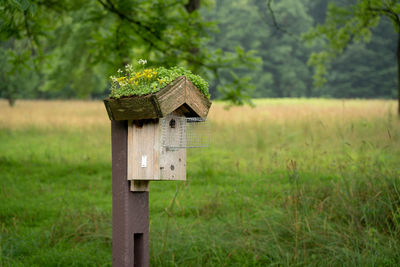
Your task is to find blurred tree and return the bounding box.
[304,0,400,114]
[205,0,313,98]
[0,40,40,106]
[2,0,397,105]
[255,0,315,97]
[322,18,397,99]
[0,0,259,106]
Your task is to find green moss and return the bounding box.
[109,64,210,99]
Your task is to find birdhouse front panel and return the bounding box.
[127,116,186,181]
[128,119,161,181]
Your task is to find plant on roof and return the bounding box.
[109,59,210,99]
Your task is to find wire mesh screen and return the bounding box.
[161,115,210,149]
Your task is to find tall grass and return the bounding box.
[0,99,399,266]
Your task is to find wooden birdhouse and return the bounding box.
[104,76,212,191]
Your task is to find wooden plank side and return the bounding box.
[185,78,212,119]
[130,180,150,191]
[103,99,115,120]
[129,120,160,180]
[156,76,186,116]
[159,115,186,181]
[153,120,161,180]
[132,121,153,180]
[159,148,186,181]
[127,120,134,180]
[105,95,158,121]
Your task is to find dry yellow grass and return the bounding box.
[211,99,396,124]
[0,100,109,129]
[0,99,397,129]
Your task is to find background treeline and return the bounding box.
[0,0,397,102]
[205,0,397,99]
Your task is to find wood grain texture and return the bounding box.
[128,119,160,181]
[104,94,158,121]
[150,94,163,117]
[103,99,115,120]
[185,78,212,118]
[130,180,150,192]
[159,116,186,181]
[127,120,134,181]
[127,115,186,182]
[155,76,186,116]
[159,148,186,181]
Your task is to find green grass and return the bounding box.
[1,99,400,266]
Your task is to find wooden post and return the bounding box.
[112,120,149,267]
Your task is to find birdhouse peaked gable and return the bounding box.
[104,76,212,121]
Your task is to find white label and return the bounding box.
[141,155,147,168]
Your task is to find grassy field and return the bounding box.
[1,99,400,266]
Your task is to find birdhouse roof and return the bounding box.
[104,76,212,121]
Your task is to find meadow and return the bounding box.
[1,99,400,266]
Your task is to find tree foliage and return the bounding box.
[304,0,399,86]
[322,18,397,99]
[204,0,313,98]
[0,0,259,105]
[205,0,397,99]
[0,0,398,106]
[303,0,400,115]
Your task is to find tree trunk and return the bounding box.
[7,95,16,107]
[185,0,200,13]
[397,30,400,116]
[6,87,16,107]
[184,0,201,71]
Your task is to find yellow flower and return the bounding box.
[116,76,126,82]
[143,68,154,76]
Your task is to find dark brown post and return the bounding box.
[112,120,149,267]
